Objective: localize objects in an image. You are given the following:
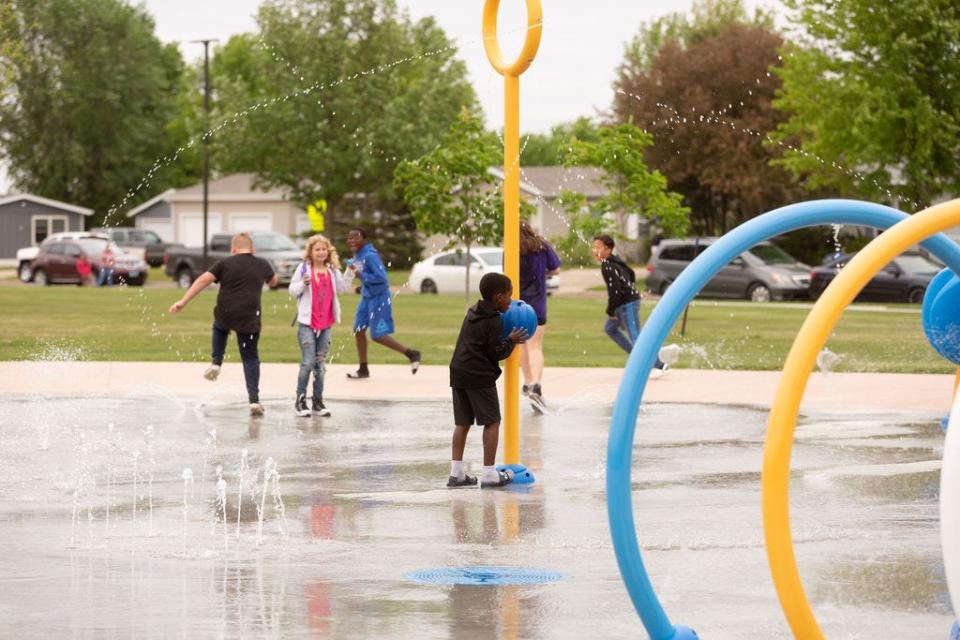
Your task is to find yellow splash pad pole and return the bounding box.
[763,199,960,638]
[482,0,542,464]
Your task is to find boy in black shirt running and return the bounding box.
[592,234,667,376]
[169,232,279,415]
[447,273,527,488]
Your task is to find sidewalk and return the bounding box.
[1,361,953,413]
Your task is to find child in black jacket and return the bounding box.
[447,272,527,488]
[592,234,667,374]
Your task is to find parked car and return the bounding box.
[646,238,810,302]
[409,247,560,294]
[808,251,941,303]
[164,231,302,288]
[91,227,182,267]
[16,231,108,282]
[29,237,148,286]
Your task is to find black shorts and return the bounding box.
[452,386,501,426]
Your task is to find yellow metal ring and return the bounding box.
[763,198,960,639]
[482,0,543,77]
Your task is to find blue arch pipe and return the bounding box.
[606,199,960,640]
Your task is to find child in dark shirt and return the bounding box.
[447,272,527,488]
[592,234,667,375]
[168,232,279,415]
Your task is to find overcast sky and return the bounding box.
[143,0,783,133]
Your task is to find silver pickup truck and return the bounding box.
[163,231,303,288]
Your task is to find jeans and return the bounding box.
[211,321,261,403]
[604,300,665,367]
[296,324,331,398]
[96,267,114,287]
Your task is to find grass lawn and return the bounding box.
[0,285,949,373]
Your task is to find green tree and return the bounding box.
[207,0,478,247]
[394,110,504,302]
[612,0,808,235]
[772,0,960,207]
[0,0,193,226]
[557,123,689,264]
[0,0,21,93]
[520,117,601,166]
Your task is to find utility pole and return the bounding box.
[192,39,218,266]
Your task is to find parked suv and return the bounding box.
[646,238,810,302]
[16,231,108,282]
[91,227,182,267]
[29,237,148,286]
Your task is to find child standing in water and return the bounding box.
[288,234,349,418]
[447,272,527,488]
[168,232,278,416]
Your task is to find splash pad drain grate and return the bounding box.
[404,566,564,586]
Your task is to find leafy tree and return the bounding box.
[520,117,601,166]
[0,1,21,93]
[393,110,504,302]
[772,0,960,207]
[206,0,478,250]
[0,0,194,226]
[612,0,808,235]
[557,123,690,264]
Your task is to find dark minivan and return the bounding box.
[646,238,811,302]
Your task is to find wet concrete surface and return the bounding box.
[0,394,953,638]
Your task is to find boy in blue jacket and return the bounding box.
[447,272,527,488]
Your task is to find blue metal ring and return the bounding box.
[607,199,960,639]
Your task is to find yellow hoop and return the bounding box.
[482,0,543,77]
[763,198,960,638]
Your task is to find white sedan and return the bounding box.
[409,247,559,294]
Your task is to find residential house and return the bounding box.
[422,166,649,260]
[126,173,309,246]
[0,193,94,261]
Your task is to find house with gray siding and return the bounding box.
[0,194,94,261]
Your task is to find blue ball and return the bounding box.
[922,268,960,365]
[500,300,538,340]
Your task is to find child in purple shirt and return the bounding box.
[518,222,561,413]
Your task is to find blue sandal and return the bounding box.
[480,469,514,489]
[446,474,477,488]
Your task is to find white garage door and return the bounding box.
[229,213,273,233]
[138,220,173,242]
[179,213,222,247]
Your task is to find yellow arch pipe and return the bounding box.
[763,199,960,638]
[482,0,542,464]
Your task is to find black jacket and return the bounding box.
[449,299,516,389]
[600,254,640,316]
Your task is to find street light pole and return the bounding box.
[192,39,218,266]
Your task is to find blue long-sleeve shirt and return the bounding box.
[353,243,390,298]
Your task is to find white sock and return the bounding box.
[481,465,498,482]
[450,460,464,479]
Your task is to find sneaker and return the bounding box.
[649,362,670,380]
[295,394,311,417]
[249,403,264,416]
[407,349,421,374]
[346,368,370,379]
[203,364,221,381]
[312,397,331,417]
[528,383,547,414]
[521,384,531,396]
